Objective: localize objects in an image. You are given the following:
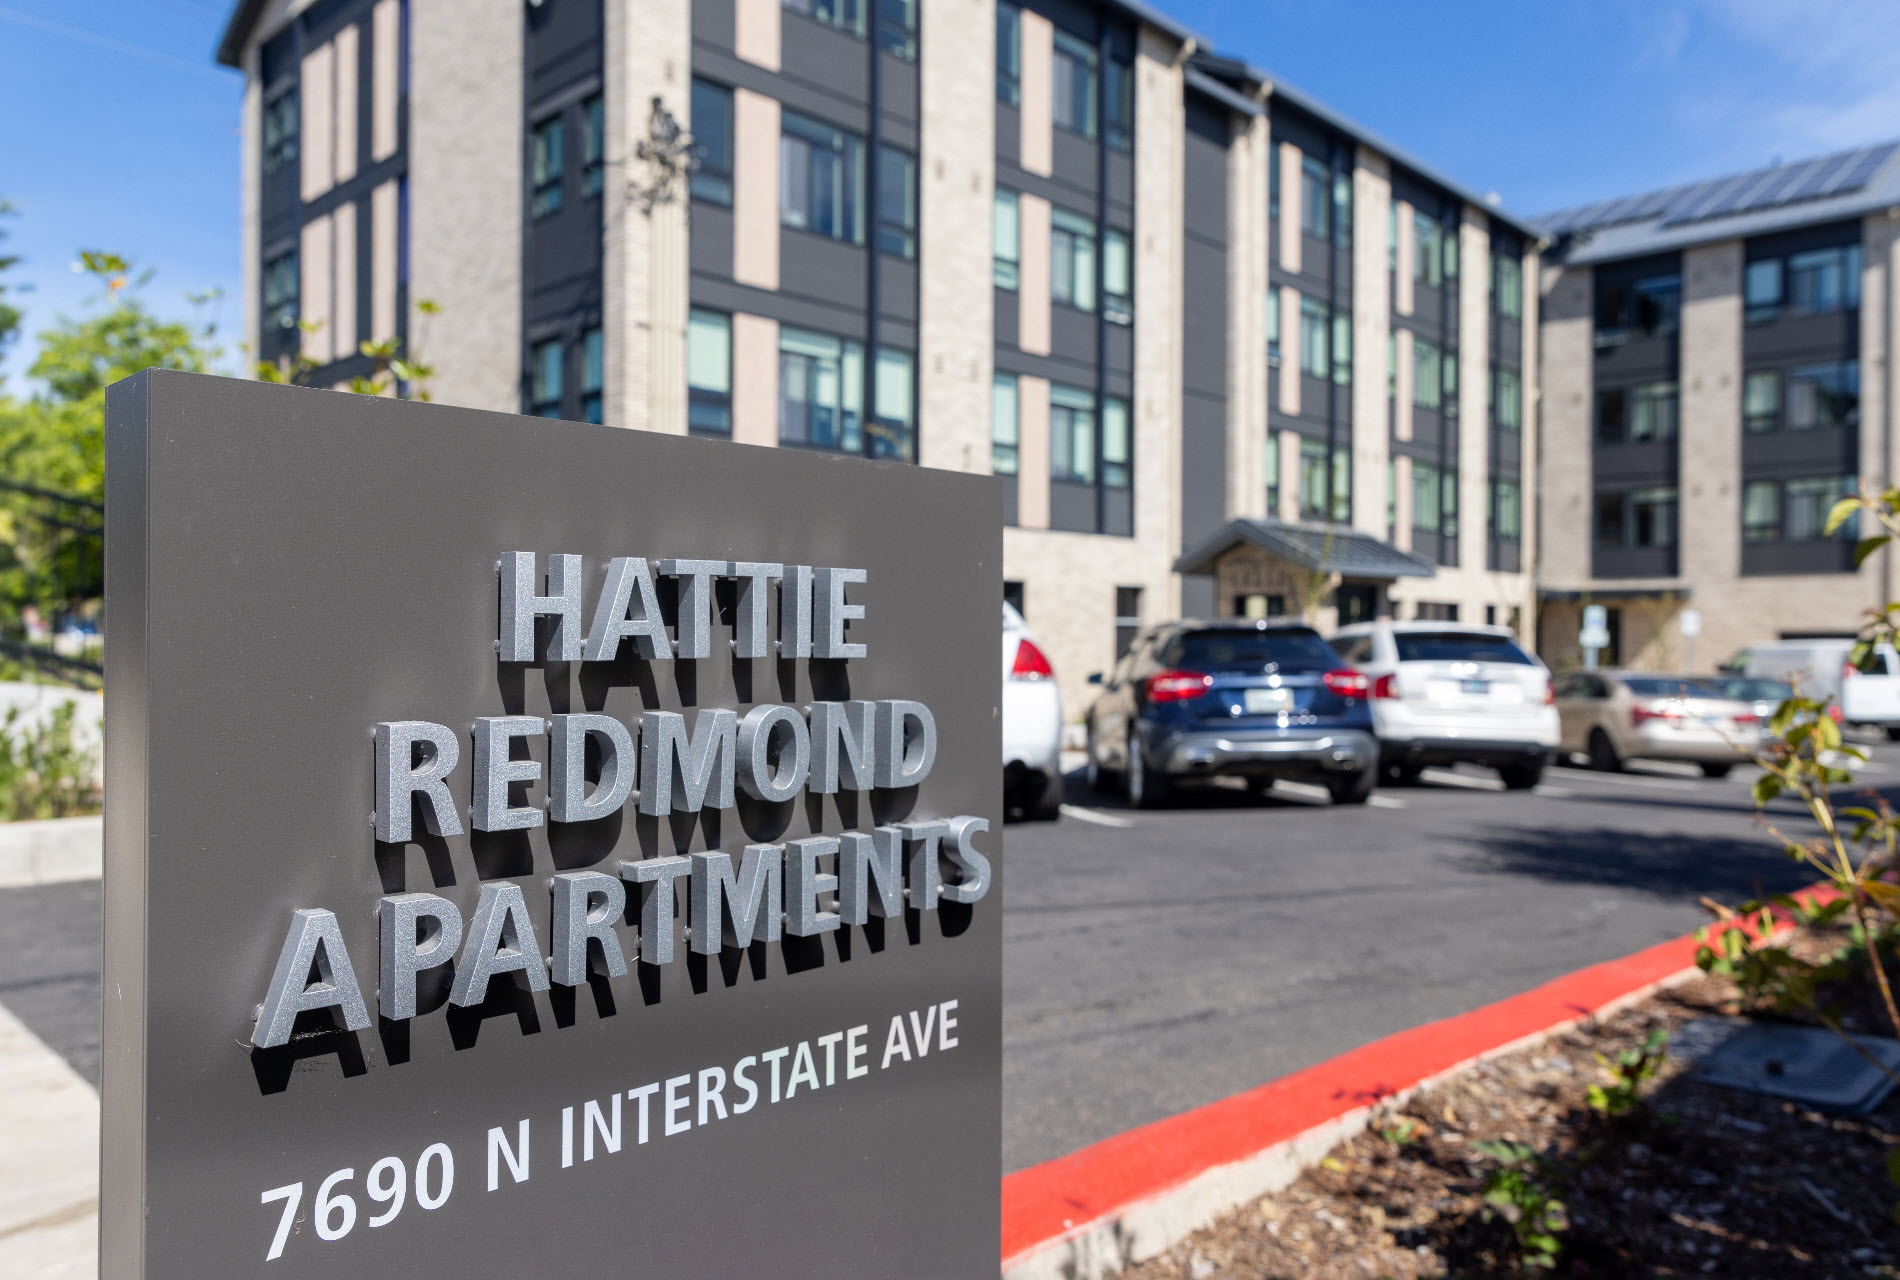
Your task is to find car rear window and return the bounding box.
[1718,678,1793,702]
[1393,631,1534,665]
[1168,628,1339,671]
[1621,676,1723,698]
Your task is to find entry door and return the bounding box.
[1336,582,1379,626]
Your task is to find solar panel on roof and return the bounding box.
[1786,154,1851,201]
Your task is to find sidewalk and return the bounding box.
[0,1001,97,1279]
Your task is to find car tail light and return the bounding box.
[1371,673,1401,699]
[1543,678,1556,706]
[1010,638,1053,680]
[1146,669,1212,702]
[1733,713,1760,727]
[1322,668,1370,699]
[1631,702,1680,727]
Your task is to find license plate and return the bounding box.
[1244,687,1292,713]
[1461,679,1490,694]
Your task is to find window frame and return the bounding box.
[262,87,300,177]
[690,80,735,206]
[1049,383,1098,484]
[686,307,734,436]
[1050,207,1097,312]
[529,337,565,417]
[991,374,1020,475]
[993,188,1021,290]
[995,3,1021,105]
[777,325,864,454]
[1743,369,1781,434]
[875,143,918,259]
[530,115,566,219]
[582,95,606,199]
[1301,155,1329,239]
[875,0,917,59]
[1050,30,1098,139]
[263,249,300,336]
[1493,254,1523,321]
[779,109,865,245]
[782,0,865,39]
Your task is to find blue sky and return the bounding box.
[3,0,1898,387]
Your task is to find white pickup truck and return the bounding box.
[1727,639,1900,738]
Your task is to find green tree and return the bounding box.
[0,252,216,626]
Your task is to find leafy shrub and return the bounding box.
[0,702,99,819]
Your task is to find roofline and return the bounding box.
[216,0,267,68]
[1103,0,1200,47]
[1184,67,1262,119]
[1205,60,1543,241]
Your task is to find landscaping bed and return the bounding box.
[1123,926,1900,1278]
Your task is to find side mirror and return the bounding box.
[1087,671,1103,685]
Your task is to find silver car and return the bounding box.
[1552,671,1763,777]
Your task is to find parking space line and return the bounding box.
[1367,794,1406,809]
[1059,805,1136,829]
[1419,768,1504,792]
[1272,781,1331,805]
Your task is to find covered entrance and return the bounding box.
[1175,519,1436,630]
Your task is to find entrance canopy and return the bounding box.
[1175,518,1437,581]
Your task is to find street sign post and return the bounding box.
[1579,604,1610,670]
[101,372,1003,1278]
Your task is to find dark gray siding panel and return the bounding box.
[1495,322,1522,369]
[1494,429,1522,475]
[1051,129,1099,191]
[1593,439,1677,484]
[691,0,735,49]
[1104,486,1131,536]
[780,16,869,102]
[1050,306,1095,366]
[996,103,1021,169]
[1742,541,1855,576]
[1050,479,1096,533]
[1594,545,1678,579]
[690,203,735,279]
[994,289,1020,349]
[1106,151,1134,219]
[778,230,869,312]
[1105,323,1133,377]
[1741,424,1857,477]
[881,257,919,323]
[1180,575,1215,618]
[879,51,918,124]
[1181,393,1227,551]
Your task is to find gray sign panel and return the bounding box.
[101,371,1002,1277]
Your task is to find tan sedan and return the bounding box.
[1552,671,1764,777]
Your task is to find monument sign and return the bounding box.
[101,371,1002,1277]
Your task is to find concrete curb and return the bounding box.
[998,892,1831,1279]
[0,815,103,890]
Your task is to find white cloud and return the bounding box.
[1695,0,1900,154]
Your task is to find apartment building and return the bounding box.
[217,0,1541,715]
[1537,145,1900,671]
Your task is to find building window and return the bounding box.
[1114,587,1142,659]
[1786,475,1858,541]
[1299,298,1329,379]
[1413,460,1441,531]
[581,328,603,423]
[1492,479,1521,540]
[263,250,299,334]
[1387,203,1398,271]
[1105,59,1133,151]
[1743,370,1780,433]
[1266,428,1280,513]
[991,374,1019,475]
[1331,169,1352,247]
[1237,594,1286,620]
[1050,384,1096,483]
[876,145,917,259]
[869,347,916,461]
[263,89,299,176]
[1787,361,1859,429]
[876,0,917,59]
[1744,258,1781,322]
[993,189,1020,289]
[1494,254,1522,320]
[996,3,1020,105]
[530,117,565,218]
[1788,245,1861,315]
[1051,31,1097,138]
[784,0,864,38]
[1414,213,1444,286]
[1596,381,1677,443]
[779,327,862,452]
[1051,208,1097,311]
[1104,229,1132,325]
[1331,310,1352,385]
[1596,273,1681,341]
[582,95,605,198]
[1103,396,1130,488]
[1742,480,1779,542]
[1297,439,1351,523]
[781,110,864,244]
[529,339,564,417]
[1596,487,1677,547]
[1267,286,1281,364]
[690,80,734,205]
[1413,338,1443,409]
[686,308,732,435]
[1268,146,1279,223]
[1301,156,1328,239]
[1492,366,1521,431]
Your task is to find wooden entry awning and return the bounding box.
[1175,519,1436,581]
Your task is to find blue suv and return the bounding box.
[1082,620,1379,807]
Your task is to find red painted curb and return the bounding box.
[999,886,1838,1266]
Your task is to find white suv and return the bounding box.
[1003,603,1063,819]
[1330,621,1559,789]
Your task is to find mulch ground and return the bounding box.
[1121,926,1900,1278]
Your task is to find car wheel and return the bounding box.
[1886,727,1900,742]
[1127,729,1169,808]
[1327,766,1376,806]
[1084,723,1106,792]
[1699,762,1733,779]
[1588,729,1623,772]
[1498,761,1543,790]
[1384,760,1424,786]
[1031,769,1064,820]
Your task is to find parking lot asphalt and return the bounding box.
[0,742,1881,1176]
[999,744,1878,1171]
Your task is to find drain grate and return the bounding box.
[1671,1017,1900,1114]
